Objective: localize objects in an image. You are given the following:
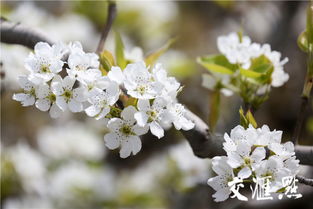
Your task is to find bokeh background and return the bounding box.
[1,1,313,209]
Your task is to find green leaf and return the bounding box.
[115,32,127,69]
[197,55,237,74]
[239,107,257,129]
[298,31,309,53]
[145,38,176,67]
[241,55,274,84]
[99,50,115,74]
[246,110,257,128]
[239,107,249,129]
[209,90,221,133]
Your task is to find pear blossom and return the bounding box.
[217,32,253,69]
[134,98,168,139]
[208,124,300,202]
[107,66,125,85]
[25,42,66,84]
[51,75,87,113]
[35,83,63,118]
[123,61,162,99]
[167,103,195,131]
[67,48,99,79]
[207,156,234,202]
[85,84,120,120]
[104,106,148,158]
[78,69,112,94]
[12,75,37,106]
[151,63,180,102]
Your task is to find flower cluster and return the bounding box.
[207,125,299,202]
[201,32,289,101]
[217,32,289,87]
[13,42,194,158]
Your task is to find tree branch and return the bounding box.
[96,1,117,54]
[0,19,55,49]
[1,20,313,166]
[297,175,313,187]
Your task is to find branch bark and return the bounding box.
[297,175,313,187]
[96,1,117,54]
[1,20,313,167]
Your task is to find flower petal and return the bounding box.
[104,133,120,150]
[150,121,164,139]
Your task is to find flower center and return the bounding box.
[147,110,157,123]
[120,125,134,136]
[40,65,50,73]
[243,157,251,166]
[48,93,56,102]
[63,90,72,102]
[136,85,146,95]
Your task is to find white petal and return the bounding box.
[63,76,75,90]
[121,106,136,124]
[51,81,64,95]
[134,112,148,127]
[133,124,149,136]
[137,99,150,111]
[104,133,120,150]
[12,93,28,102]
[150,121,164,139]
[85,105,101,117]
[238,167,252,179]
[95,107,110,120]
[36,84,50,98]
[56,96,67,111]
[17,75,33,90]
[68,99,83,112]
[35,98,51,111]
[250,147,266,163]
[120,136,142,158]
[108,66,124,84]
[73,87,87,102]
[107,118,123,131]
[49,103,63,118]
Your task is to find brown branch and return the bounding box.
[96,1,117,54]
[1,20,313,166]
[297,175,313,187]
[0,19,55,50]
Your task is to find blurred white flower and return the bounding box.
[169,141,210,187]
[7,142,46,194]
[37,122,105,161]
[104,106,148,158]
[48,162,112,201]
[3,196,52,209]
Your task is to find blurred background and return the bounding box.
[1,1,313,209]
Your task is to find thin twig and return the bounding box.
[297,175,313,187]
[96,1,117,54]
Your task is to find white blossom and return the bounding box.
[167,103,195,131]
[67,46,99,79]
[25,42,66,84]
[104,106,148,158]
[123,61,162,99]
[12,75,37,106]
[217,32,252,69]
[35,83,63,118]
[207,156,234,202]
[134,98,168,139]
[51,75,87,113]
[85,84,120,120]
